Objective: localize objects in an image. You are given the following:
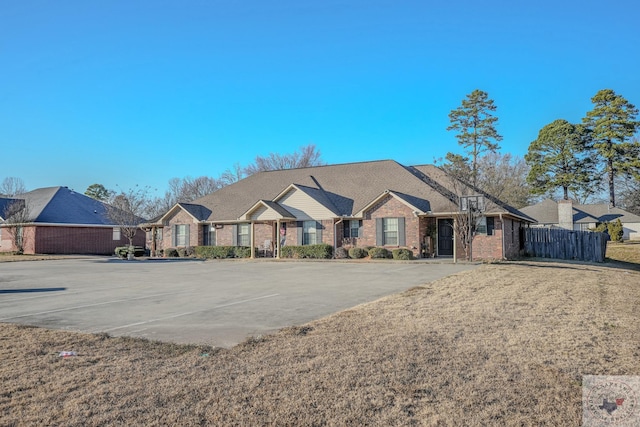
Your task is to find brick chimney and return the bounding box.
[557,200,574,230]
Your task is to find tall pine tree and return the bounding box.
[525,119,594,200]
[583,89,639,207]
[446,89,502,187]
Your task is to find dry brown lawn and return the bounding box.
[606,240,640,266]
[2,261,640,426]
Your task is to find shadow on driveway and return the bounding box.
[0,287,66,294]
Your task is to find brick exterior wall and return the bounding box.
[360,194,420,257]
[146,205,525,260]
[471,217,503,261]
[1,225,144,255]
[157,210,201,249]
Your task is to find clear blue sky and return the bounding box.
[1,0,639,197]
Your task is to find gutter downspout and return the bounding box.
[334,218,344,259]
[500,213,505,260]
[453,218,457,264]
[276,219,281,259]
[250,221,255,259]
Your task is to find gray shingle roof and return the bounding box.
[177,203,212,221]
[520,199,640,224]
[186,160,531,222]
[0,197,21,221]
[4,187,126,226]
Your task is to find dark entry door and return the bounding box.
[437,218,454,256]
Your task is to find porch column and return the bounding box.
[250,221,255,259]
[453,218,457,264]
[276,219,281,259]
[151,226,157,258]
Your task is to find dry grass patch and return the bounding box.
[606,240,640,265]
[2,262,640,425]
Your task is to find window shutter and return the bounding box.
[297,221,303,245]
[172,225,177,246]
[376,218,383,245]
[487,217,495,236]
[398,217,406,246]
[232,224,238,246]
[358,220,363,238]
[185,225,190,246]
[316,221,322,244]
[343,221,349,238]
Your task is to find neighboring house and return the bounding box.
[144,160,534,261]
[520,199,640,240]
[0,186,145,255]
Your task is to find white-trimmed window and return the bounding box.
[112,227,121,241]
[237,223,250,246]
[204,224,216,246]
[344,219,360,238]
[303,220,318,245]
[175,224,189,246]
[383,218,399,245]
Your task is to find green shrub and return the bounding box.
[234,247,251,258]
[194,246,251,259]
[165,248,179,257]
[608,219,624,242]
[593,223,608,233]
[348,247,368,259]
[177,247,187,257]
[368,247,391,259]
[334,247,349,259]
[392,248,414,260]
[280,244,333,259]
[114,246,146,258]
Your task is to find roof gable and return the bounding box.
[274,185,339,220]
[355,190,432,217]
[239,200,296,221]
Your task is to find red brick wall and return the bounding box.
[361,194,420,257]
[0,225,36,254]
[159,210,201,248]
[471,217,503,261]
[29,225,144,255]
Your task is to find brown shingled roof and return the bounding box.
[186,160,531,222]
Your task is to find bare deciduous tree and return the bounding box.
[243,144,324,176]
[477,153,531,209]
[106,187,150,259]
[0,177,27,197]
[219,163,245,186]
[2,199,31,254]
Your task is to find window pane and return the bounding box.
[238,223,250,246]
[176,224,187,246]
[476,217,487,234]
[113,228,121,241]
[303,220,316,245]
[350,220,359,238]
[383,218,398,245]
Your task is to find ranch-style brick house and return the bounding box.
[0,186,145,255]
[145,160,533,261]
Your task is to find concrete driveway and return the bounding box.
[0,258,478,347]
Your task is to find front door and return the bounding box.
[437,218,454,256]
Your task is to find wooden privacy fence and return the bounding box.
[523,228,608,263]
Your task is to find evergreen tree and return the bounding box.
[583,89,639,207]
[446,89,502,187]
[525,119,595,200]
[85,183,112,201]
